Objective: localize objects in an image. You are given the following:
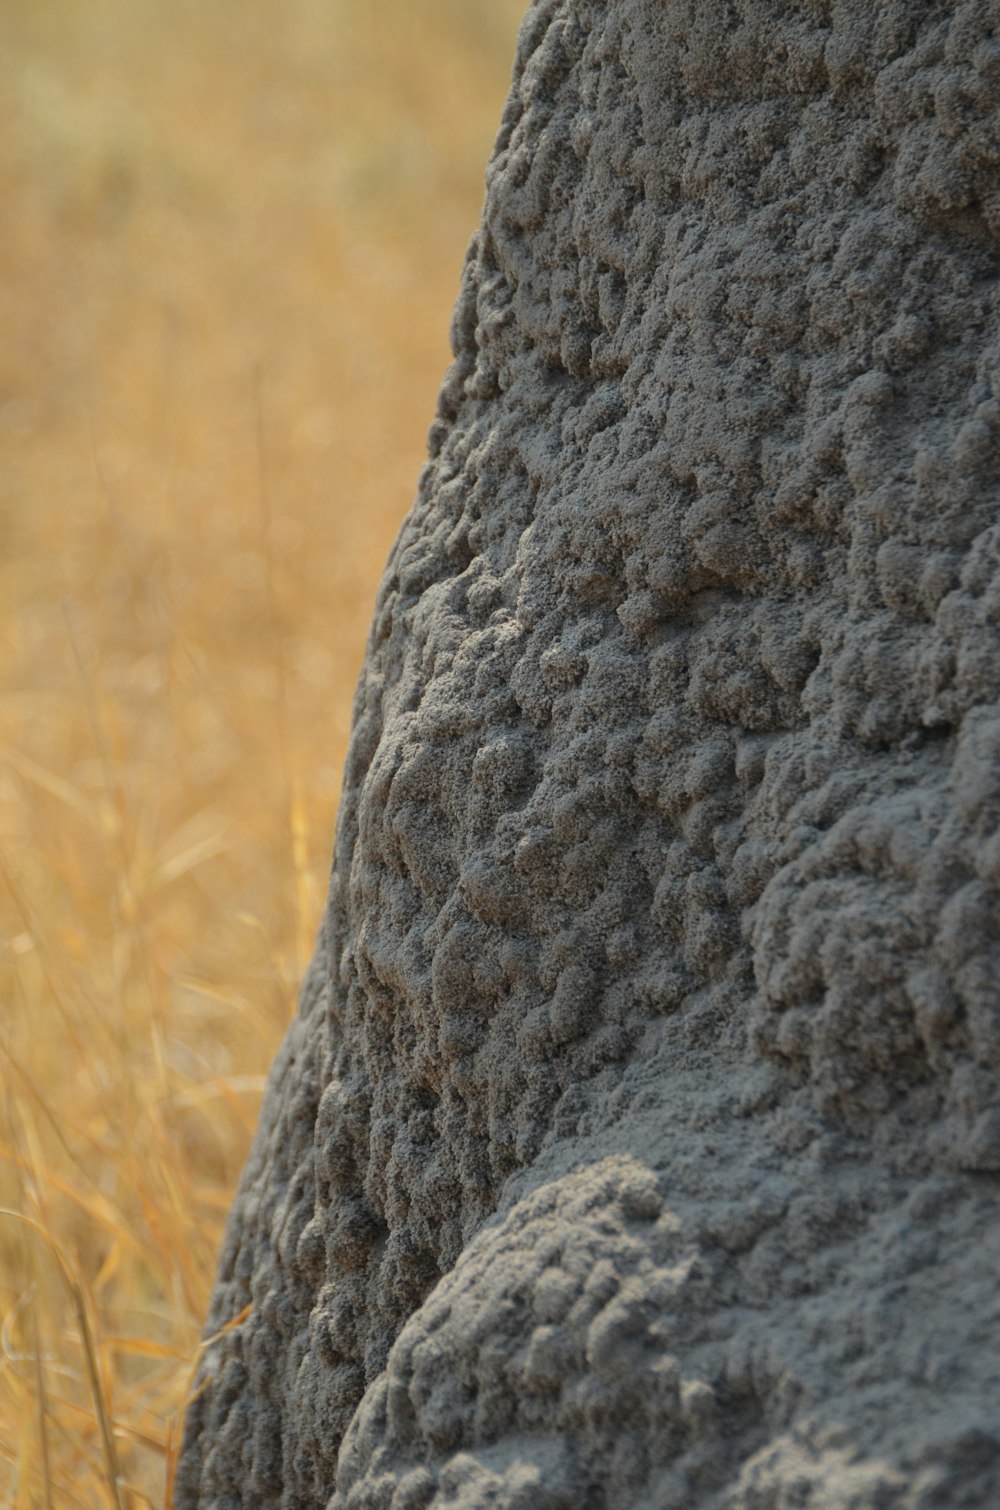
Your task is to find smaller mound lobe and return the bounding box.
[179,1,1000,1506]
[335,1129,1000,1509]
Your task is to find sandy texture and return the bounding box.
[178,2,1000,1505]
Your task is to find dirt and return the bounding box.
[179,3,1000,1505]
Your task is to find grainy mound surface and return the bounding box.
[178,2,1000,1505]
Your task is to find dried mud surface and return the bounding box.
[179,3,1000,1505]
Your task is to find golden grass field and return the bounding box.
[0,1,524,1501]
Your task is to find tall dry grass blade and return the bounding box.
[0,1047,90,1170]
[60,599,128,844]
[289,772,315,995]
[164,1413,179,1510]
[1,1032,124,1204]
[253,371,315,979]
[1,1290,34,1390]
[30,1289,54,1510]
[0,744,101,827]
[69,1266,128,1510]
[39,1391,168,1457]
[252,368,289,762]
[14,1402,31,1510]
[118,1480,157,1510]
[0,1211,127,1510]
[0,1146,152,1270]
[92,1237,123,1294]
[5,1054,54,1508]
[0,854,96,1065]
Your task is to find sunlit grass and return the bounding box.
[0,0,523,1500]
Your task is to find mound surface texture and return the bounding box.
[179,3,1000,1505]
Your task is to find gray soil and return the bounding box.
[177,2,1000,1505]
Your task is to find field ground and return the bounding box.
[0,1,524,1501]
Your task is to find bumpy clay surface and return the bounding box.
[178,3,1000,1505]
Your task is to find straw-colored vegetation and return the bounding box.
[0,1,523,1501]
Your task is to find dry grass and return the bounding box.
[0,0,523,1501]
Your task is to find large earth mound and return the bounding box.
[178,2,1000,1505]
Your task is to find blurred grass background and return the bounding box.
[0,0,524,1501]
